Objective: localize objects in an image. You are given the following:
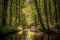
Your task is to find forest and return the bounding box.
[0,0,60,40]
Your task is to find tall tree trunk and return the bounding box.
[19,0,20,25]
[34,0,45,30]
[0,0,3,26]
[44,0,50,40]
[9,0,13,26]
[54,0,59,29]
[16,0,18,26]
[2,0,8,26]
[54,0,59,40]
[44,0,49,31]
[16,0,20,26]
[49,0,53,25]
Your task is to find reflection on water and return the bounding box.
[26,37,31,40]
[3,28,57,40]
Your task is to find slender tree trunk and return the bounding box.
[9,0,13,26]
[16,0,18,26]
[54,0,59,40]
[2,0,8,26]
[58,0,60,21]
[34,0,45,30]
[44,0,50,40]
[54,0,59,28]
[19,0,20,25]
[44,0,49,31]
[49,0,53,25]
[0,0,3,26]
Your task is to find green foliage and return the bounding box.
[1,26,17,34]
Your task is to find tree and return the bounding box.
[9,0,12,26]
[0,0,3,26]
[2,0,8,26]
[34,0,45,30]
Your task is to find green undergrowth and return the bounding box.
[0,25,18,35]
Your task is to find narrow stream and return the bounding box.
[3,28,56,40]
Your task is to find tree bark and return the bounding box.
[9,0,13,26]
[54,0,59,29]
[2,0,8,26]
[34,0,45,30]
